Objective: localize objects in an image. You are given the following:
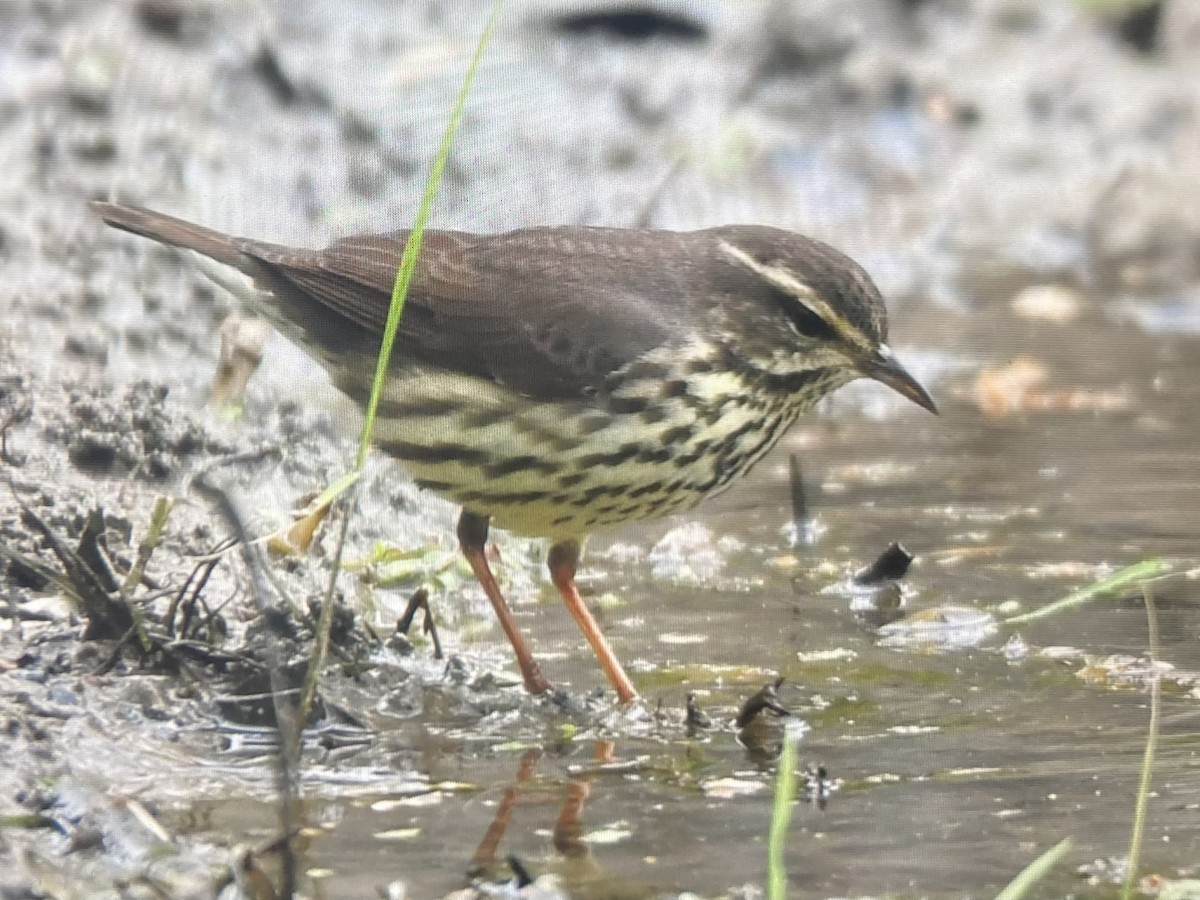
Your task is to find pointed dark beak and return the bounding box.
[860,345,938,414]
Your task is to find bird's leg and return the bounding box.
[547,539,639,703]
[456,510,552,695]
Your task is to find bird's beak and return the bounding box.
[859,345,938,414]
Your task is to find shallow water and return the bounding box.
[162,303,1199,898]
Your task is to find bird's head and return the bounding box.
[715,229,937,414]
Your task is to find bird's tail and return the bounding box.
[90,201,257,273]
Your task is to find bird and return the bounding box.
[92,201,936,704]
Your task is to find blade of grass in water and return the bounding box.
[1003,559,1170,625]
[994,838,1073,900]
[1122,584,1161,900]
[300,0,505,724]
[767,719,804,900]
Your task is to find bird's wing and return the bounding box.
[239,227,701,399]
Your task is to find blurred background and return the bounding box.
[2,1,1199,898]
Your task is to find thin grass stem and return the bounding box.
[767,719,804,900]
[994,838,1073,900]
[1003,559,1169,625]
[1122,584,1161,900]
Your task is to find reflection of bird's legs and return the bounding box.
[471,749,543,870]
[553,740,615,859]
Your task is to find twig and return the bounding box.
[165,548,226,635]
[787,452,806,546]
[396,587,444,659]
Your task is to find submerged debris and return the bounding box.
[685,691,712,732]
[735,677,790,730]
[396,587,444,660]
[972,357,1131,420]
[877,606,999,651]
[852,581,906,629]
[854,541,914,585]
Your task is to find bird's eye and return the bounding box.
[771,287,838,341]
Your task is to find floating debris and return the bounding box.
[702,777,764,800]
[1003,633,1030,662]
[647,522,740,584]
[685,692,712,731]
[877,606,998,651]
[854,542,915,584]
[735,677,790,729]
[1010,284,1084,324]
[973,357,1131,420]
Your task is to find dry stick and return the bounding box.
[787,452,806,547]
[192,470,299,900]
[1122,584,1161,900]
[299,0,505,725]
[15,498,146,645]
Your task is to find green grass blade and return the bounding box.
[1003,559,1170,625]
[358,0,504,466]
[767,719,804,900]
[1122,584,1161,900]
[994,837,1073,900]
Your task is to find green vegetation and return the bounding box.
[1004,559,1171,625]
[766,719,804,900]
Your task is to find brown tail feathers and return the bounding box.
[90,201,257,273]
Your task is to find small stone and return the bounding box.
[1010,284,1083,324]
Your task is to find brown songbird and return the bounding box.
[93,202,936,703]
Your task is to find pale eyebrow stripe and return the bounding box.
[718,241,872,351]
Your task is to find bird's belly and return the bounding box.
[365,367,810,539]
